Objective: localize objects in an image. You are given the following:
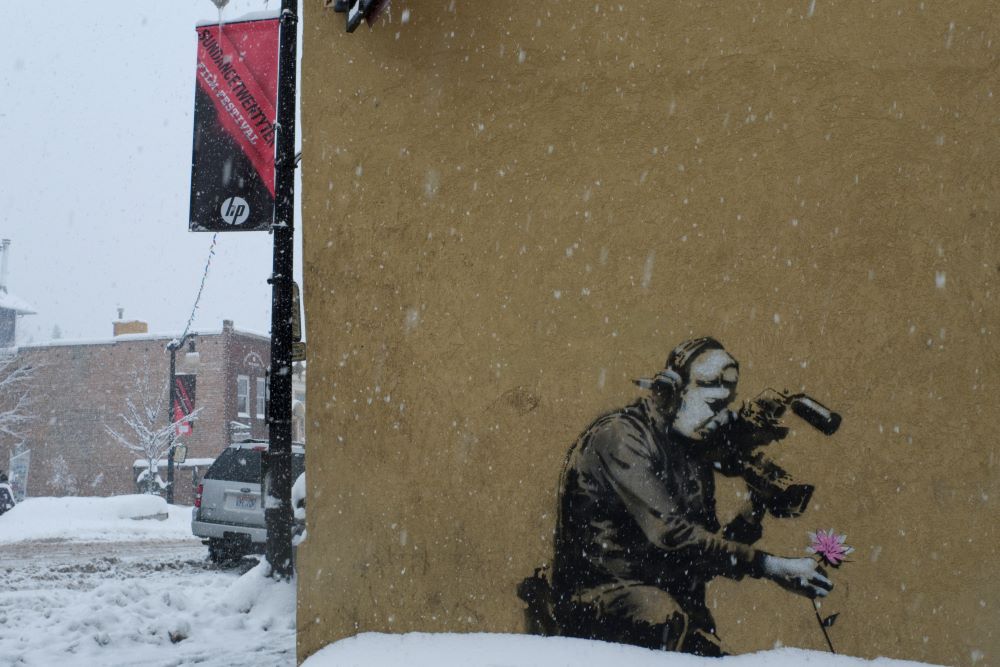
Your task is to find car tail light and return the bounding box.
[194,483,203,508]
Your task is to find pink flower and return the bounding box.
[807,529,854,567]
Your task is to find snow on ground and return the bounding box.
[303,632,944,667]
[0,496,295,667]
[0,495,192,543]
[0,497,947,667]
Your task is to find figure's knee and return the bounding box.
[600,585,680,625]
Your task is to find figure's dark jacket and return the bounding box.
[552,397,766,603]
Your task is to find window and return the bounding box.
[236,375,250,417]
[205,448,262,484]
[256,377,267,419]
[203,449,303,484]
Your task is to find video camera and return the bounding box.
[720,391,841,518]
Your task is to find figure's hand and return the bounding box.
[747,389,790,433]
[707,393,787,470]
[762,555,833,599]
[751,388,789,414]
[722,489,767,544]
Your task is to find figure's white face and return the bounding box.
[671,349,739,440]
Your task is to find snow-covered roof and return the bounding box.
[19,326,269,349]
[0,291,36,315]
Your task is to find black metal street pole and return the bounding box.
[166,345,178,504]
[264,0,298,579]
[165,332,195,504]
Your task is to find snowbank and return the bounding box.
[302,633,944,667]
[0,495,196,544]
[0,552,297,667]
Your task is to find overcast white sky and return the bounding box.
[0,0,301,343]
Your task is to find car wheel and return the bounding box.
[207,538,244,566]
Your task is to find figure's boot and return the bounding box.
[517,567,558,636]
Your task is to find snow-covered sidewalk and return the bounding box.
[0,496,295,667]
[0,494,192,544]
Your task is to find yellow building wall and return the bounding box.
[298,2,999,664]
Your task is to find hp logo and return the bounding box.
[220,196,250,226]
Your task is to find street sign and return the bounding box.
[173,374,197,435]
[292,341,306,362]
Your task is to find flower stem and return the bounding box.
[811,598,836,654]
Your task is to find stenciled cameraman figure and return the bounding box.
[551,337,831,656]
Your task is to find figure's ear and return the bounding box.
[660,368,683,391]
[652,372,685,413]
[634,368,682,393]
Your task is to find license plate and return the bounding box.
[233,494,256,509]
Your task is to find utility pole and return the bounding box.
[264,0,298,579]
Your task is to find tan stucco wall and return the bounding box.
[298,2,999,664]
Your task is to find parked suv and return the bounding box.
[192,439,305,564]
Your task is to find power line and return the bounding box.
[179,233,219,341]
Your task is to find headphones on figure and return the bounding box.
[633,337,727,394]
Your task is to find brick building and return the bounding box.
[0,319,272,504]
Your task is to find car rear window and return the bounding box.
[204,448,304,484]
[205,448,262,483]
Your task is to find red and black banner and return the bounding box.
[189,16,280,232]
[173,374,197,436]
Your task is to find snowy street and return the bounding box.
[0,498,295,667]
[0,537,200,569]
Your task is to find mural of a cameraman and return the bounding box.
[519,337,842,656]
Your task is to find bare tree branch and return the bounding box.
[104,362,201,494]
[0,352,34,443]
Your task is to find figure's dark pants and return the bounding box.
[555,581,726,657]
